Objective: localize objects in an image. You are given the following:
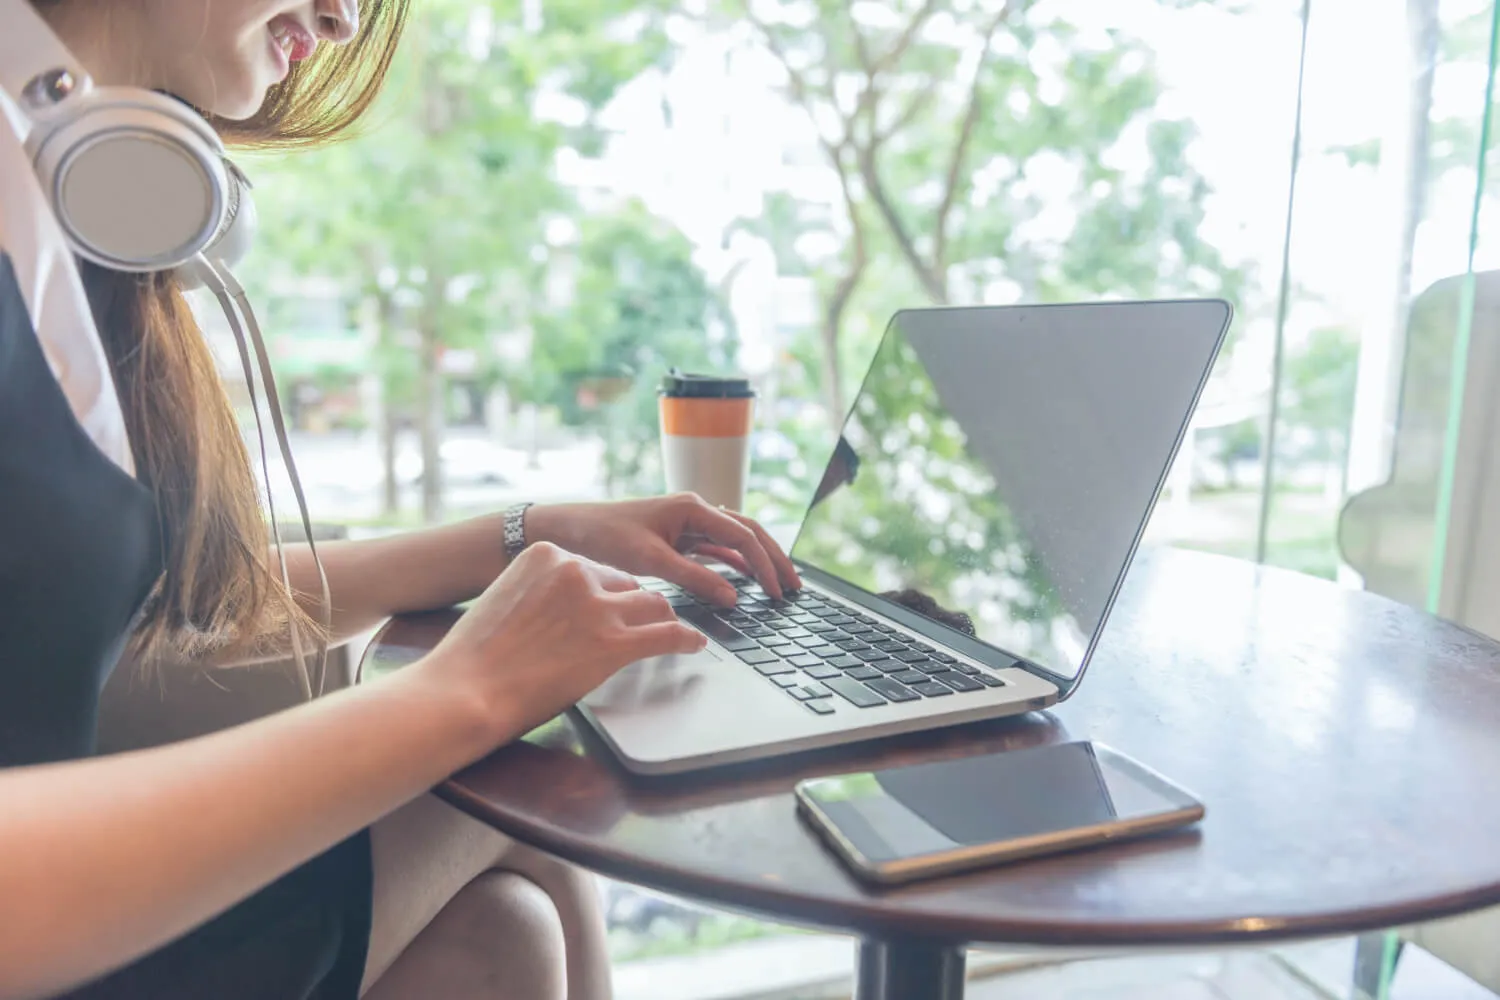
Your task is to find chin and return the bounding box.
[210,92,272,122]
[183,61,274,121]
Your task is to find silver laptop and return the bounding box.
[578,300,1233,775]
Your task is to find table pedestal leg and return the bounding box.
[855,938,966,1000]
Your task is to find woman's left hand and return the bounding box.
[526,494,801,606]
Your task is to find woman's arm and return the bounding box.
[0,666,492,1000]
[0,543,705,1000]
[254,496,800,660]
[277,513,512,645]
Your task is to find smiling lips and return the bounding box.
[268,14,317,63]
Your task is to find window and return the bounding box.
[206,0,1496,990]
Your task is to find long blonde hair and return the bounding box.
[43,0,411,663]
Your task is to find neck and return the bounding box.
[36,1,157,91]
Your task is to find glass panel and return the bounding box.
[1260,0,1498,586]
[183,0,1500,988]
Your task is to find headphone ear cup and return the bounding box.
[28,87,231,273]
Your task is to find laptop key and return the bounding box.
[853,648,892,663]
[806,623,839,634]
[753,660,796,676]
[974,673,1006,687]
[911,681,954,697]
[794,635,828,649]
[767,619,799,631]
[845,666,883,681]
[804,664,842,680]
[781,628,814,640]
[874,640,908,654]
[768,674,799,688]
[866,678,920,703]
[891,670,928,685]
[788,653,823,668]
[737,649,780,665]
[951,662,980,675]
[807,645,843,659]
[914,660,950,675]
[828,655,863,670]
[843,625,876,637]
[871,659,908,674]
[893,650,929,663]
[933,671,984,693]
[679,607,750,644]
[932,652,957,664]
[823,676,888,708]
[789,685,822,701]
[742,627,776,639]
[805,700,836,716]
[825,615,856,626]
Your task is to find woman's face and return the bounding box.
[124,0,360,119]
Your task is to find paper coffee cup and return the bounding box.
[659,370,756,511]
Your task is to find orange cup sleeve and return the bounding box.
[659,396,755,437]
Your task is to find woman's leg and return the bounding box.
[362,872,565,1000]
[360,793,612,1000]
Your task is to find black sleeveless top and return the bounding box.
[0,253,372,999]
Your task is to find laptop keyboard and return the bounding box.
[641,574,1006,717]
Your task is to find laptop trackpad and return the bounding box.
[582,647,724,713]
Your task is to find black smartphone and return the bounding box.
[795,741,1204,885]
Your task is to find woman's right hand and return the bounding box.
[415,542,708,745]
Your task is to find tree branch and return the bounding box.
[871,0,944,76]
[739,3,854,157]
[933,0,1015,273]
[850,0,941,144]
[856,143,946,301]
[877,87,936,145]
[820,144,870,425]
[845,4,875,75]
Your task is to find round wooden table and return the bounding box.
[364,548,1500,999]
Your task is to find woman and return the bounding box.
[0,1,800,998]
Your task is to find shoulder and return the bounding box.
[0,94,135,477]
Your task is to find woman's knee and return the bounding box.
[363,871,566,1000]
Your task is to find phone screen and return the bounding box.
[800,742,1195,863]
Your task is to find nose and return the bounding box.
[313,0,359,43]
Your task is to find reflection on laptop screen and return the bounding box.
[790,302,1229,680]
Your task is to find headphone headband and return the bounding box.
[0,0,93,122]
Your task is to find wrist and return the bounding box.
[403,647,523,760]
[521,503,575,552]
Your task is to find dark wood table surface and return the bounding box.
[364,547,1500,950]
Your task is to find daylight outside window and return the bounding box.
[191,0,1500,991]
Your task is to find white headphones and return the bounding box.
[0,0,256,286]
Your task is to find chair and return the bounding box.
[1339,271,1500,996]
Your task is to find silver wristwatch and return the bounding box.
[502,502,533,560]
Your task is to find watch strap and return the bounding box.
[502,502,533,560]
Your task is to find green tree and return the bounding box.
[530,203,736,497]
[716,0,1246,426]
[1282,326,1360,466]
[244,0,675,522]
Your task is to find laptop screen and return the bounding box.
[790,301,1230,682]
